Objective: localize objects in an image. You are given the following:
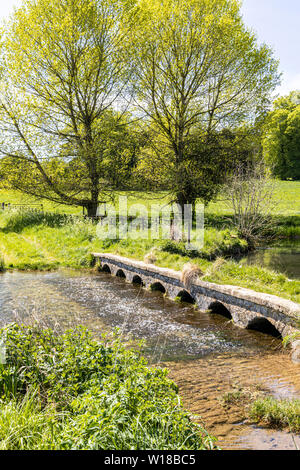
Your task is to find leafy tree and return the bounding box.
[135,126,262,205]
[262,91,300,180]
[127,0,279,210]
[0,0,132,216]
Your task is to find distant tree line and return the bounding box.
[262,91,300,181]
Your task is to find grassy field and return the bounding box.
[206,180,300,217]
[0,183,299,302]
[1,180,300,215]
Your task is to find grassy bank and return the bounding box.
[0,183,299,303]
[249,397,300,433]
[0,324,215,450]
[220,385,300,434]
[0,209,299,303]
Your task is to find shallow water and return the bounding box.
[240,244,300,280]
[0,269,299,450]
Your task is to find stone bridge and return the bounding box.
[91,253,300,361]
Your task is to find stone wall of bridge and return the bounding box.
[91,252,300,362]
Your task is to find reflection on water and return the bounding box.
[241,244,300,280]
[0,269,299,450]
[0,270,283,362]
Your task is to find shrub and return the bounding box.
[0,324,216,450]
[160,240,200,258]
[0,254,4,272]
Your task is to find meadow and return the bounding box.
[0,182,298,302]
[1,179,299,215]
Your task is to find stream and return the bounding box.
[0,269,299,450]
[240,243,300,280]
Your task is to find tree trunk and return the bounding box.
[86,201,98,217]
[176,193,197,221]
[85,178,99,217]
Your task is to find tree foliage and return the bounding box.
[126,0,279,207]
[0,0,134,215]
[0,0,280,214]
[262,91,300,180]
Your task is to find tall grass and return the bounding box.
[249,397,300,433]
[1,210,70,233]
[0,393,63,450]
[0,208,299,302]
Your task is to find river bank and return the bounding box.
[0,208,299,304]
[239,243,300,280]
[0,322,215,450]
[0,269,299,449]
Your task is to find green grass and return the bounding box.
[0,208,298,302]
[249,397,300,433]
[206,180,300,217]
[0,324,215,450]
[203,260,300,303]
[0,180,299,215]
[0,208,247,267]
[218,385,300,434]
[0,183,299,302]
[0,394,63,450]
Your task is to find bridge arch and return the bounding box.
[132,275,144,286]
[101,264,111,273]
[208,301,232,319]
[116,269,126,279]
[176,290,195,304]
[246,317,282,338]
[150,282,166,294]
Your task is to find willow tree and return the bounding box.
[0,0,131,216]
[128,0,279,210]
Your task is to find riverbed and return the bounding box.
[0,269,299,450]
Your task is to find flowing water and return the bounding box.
[0,269,299,450]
